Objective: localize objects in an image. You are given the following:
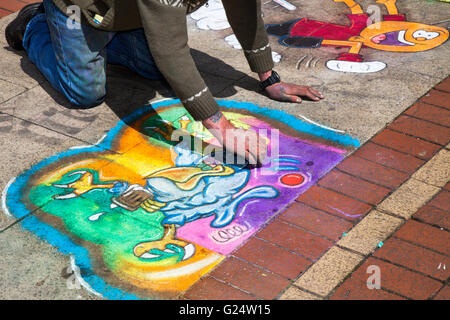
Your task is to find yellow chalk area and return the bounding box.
[115,243,224,292]
[359,21,449,52]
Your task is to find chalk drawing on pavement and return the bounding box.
[190,0,283,63]
[4,99,359,299]
[266,0,449,73]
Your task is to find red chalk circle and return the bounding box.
[280,173,305,186]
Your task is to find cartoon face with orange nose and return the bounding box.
[356,21,448,52]
[265,0,449,73]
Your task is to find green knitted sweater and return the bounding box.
[52,0,274,120]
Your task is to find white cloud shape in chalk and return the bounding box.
[326,60,386,73]
[190,0,230,30]
[192,1,282,63]
[224,34,242,49]
[272,51,282,63]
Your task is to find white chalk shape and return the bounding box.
[224,34,242,49]
[88,212,105,221]
[273,0,297,11]
[326,60,387,73]
[224,34,282,63]
[190,0,230,31]
[272,51,282,63]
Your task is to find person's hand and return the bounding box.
[265,82,324,103]
[259,71,324,103]
[202,111,267,165]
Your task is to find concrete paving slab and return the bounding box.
[213,47,444,143]
[0,14,47,89]
[0,115,99,230]
[2,0,447,147]
[377,178,440,219]
[412,148,450,188]
[0,222,99,300]
[187,32,252,80]
[216,74,420,143]
[0,84,114,146]
[337,209,404,255]
[0,66,236,147]
[372,47,450,81]
[0,78,26,104]
[294,246,364,297]
[263,0,343,22]
[279,286,322,300]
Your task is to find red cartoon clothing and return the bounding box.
[289,14,406,41]
[287,14,405,62]
[289,14,370,41]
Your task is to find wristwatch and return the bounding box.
[259,70,281,90]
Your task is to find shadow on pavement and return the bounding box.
[9,46,261,136]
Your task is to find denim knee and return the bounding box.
[67,84,107,108]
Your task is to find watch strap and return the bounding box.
[260,71,281,90]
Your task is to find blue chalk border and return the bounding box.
[5,99,359,300]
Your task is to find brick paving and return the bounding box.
[336,156,410,189]
[388,115,449,146]
[414,204,449,231]
[318,170,391,205]
[353,142,425,174]
[327,79,450,300]
[371,129,441,161]
[1,2,449,300]
[330,198,450,300]
[0,0,33,18]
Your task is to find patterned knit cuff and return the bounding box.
[182,87,220,121]
[244,44,275,74]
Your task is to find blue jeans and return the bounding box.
[23,0,163,108]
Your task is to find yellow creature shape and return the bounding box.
[323,0,448,53]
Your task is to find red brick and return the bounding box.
[371,129,441,160]
[405,102,450,127]
[414,205,450,230]
[233,237,311,279]
[374,238,450,281]
[395,220,450,256]
[256,219,333,260]
[353,142,425,174]
[420,89,450,110]
[209,257,289,300]
[337,156,409,189]
[333,258,442,300]
[297,185,373,221]
[319,170,390,205]
[388,115,450,146]
[0,0,28,12]
[184,277,255,300]
[0,8,13,17]
[444,181,450,192]
[331,264,405,300]
[433,286,450,300]
[278,202,353,241]
[331,285,405,300]
[435,77,450,94]
[428,190,450,213]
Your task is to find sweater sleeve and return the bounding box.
[222,0,274,73]
[136,0,219,121]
